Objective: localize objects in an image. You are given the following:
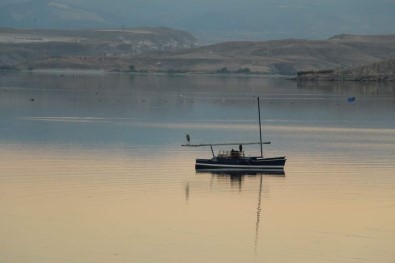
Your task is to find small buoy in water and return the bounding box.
[29,98,35,101]
[347,96,356,103]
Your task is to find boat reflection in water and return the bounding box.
[195,168,285,255]
[195,168,285,190]
[195,168,285,183]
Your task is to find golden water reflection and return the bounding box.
[1,143,394,263]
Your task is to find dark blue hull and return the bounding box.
[195,156,286,170]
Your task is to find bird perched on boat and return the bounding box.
[186,134,191,144]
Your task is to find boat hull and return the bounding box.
[195,156,286,170]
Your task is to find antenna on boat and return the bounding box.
[257,97,263,157]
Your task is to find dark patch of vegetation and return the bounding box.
[319,69,335,74]
[166,68,187,74]
[128,65,136,72]
[0,65,20,71]
[216,67,230,74]
[235,67,251,74]
[216,67,253,74]
[297,69,334,76]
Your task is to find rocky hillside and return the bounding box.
[1,32,395,74]
[0,27,198,69]
[123,34,395,74]
[296,59,395,81]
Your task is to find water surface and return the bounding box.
[0,72,394,263]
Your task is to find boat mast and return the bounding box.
[257,97,263,157]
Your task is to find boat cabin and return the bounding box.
[217,150,245,159]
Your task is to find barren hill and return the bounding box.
[124,34,395,74]
[1,30,395,74]
[0,27,197,70]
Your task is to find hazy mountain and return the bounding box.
[0,0,109,29]
[1,0,395,43]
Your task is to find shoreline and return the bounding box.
[0,68,293,78]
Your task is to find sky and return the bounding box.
[1,0,395,43]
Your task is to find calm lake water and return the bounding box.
[0,72,394,263]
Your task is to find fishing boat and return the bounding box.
[182,97,286,171]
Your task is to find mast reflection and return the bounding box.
[195,168,285,255]
[255,174,263,255]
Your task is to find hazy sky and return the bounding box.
[1,0,395,42]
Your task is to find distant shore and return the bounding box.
[0,68,291,78]
[2,63,393,81]
[294,59,395,82]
